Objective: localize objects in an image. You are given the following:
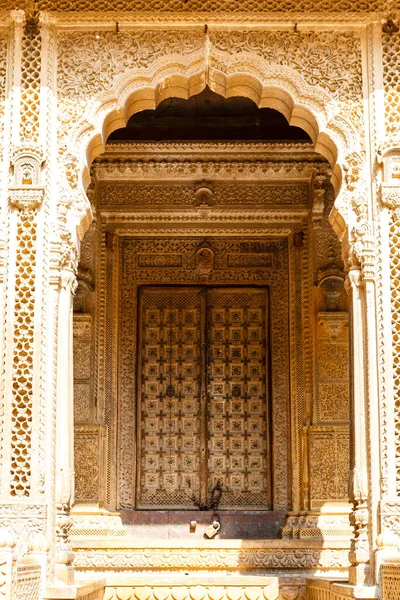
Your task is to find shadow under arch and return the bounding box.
[65,57,361,239]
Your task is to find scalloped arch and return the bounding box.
[68,54,361,237]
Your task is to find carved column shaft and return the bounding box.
[347,266,370,586]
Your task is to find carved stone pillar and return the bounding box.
[50,197,78,586]
[346,266,370,587]
[377,145,400,552]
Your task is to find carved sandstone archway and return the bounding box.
[55,43,362,241]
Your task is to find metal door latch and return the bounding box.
[204,513,221,539]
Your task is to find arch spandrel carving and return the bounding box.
[54,27,363,244]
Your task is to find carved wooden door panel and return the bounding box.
[207,288,270,510]
[137,287,202,509]
[137,286,270,510]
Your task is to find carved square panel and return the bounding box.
[230,327,243,342]
[145,364,159,377]
[146,346,159,360]
[248,437,262,452]
[145,381,159,395]
[181,417,197,434]
[163,455,177,470]
[230,419,244,434]
[144,417,159,433]
[213,328,225,342]
[248,474,263,490]
[230,363,243,378]
[183,328,197,343]
[230,455,244,470]
[248,327,261,342]
[181,436,196,451]
[248,456,263,471]
[144,399,159,414]
[230,346,243,360]
[182,363,197,378]
[248,399,262,414]
[248,309,262,322]
[229,309,243,323]
[145,473,159,488]
[211,437,226,452]
[212,309,225,323]
[182,398,197,414]
[146,328,160,342]
[247,418,262,434]
[211,419,226,434]
[231,400,244,414]
[212,345,225,360]
[145,309,160,324]
[212,364,225,378]
[145,454,159,470]
[230,437,244,452]
[212,382,225,396]
[183,309,197,325]
[211,456,226,471]
[230,474,244,489]
[145,436,160,451]
[248,346,262,360]
[163,417,178,433]
[164,473,178,489]
[164,436,178,451]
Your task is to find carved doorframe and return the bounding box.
[96,227,307,514]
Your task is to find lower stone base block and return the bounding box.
[44,578,106,600]
[103,576,303,600]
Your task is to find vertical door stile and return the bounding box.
[199,288,208,508]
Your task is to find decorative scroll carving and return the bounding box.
[74,426,106,505]
[314,311,349,425]
[210,31,362,104]
[57,31,204,99]
[72,544,351,571]
[309,427,350,509]
[98,182,309,207]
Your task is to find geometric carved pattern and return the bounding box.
[314,313,349,425]
[10,210,37,497]
[138,287,270,510]
[309,426,350,509]
[389,216,400,494]
[207,288,270,509]
[383,30,400,134]
[39,0,383,13]
[20,28,41,143]
[382,564,400,600]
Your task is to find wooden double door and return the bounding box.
[137,286,271,510]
